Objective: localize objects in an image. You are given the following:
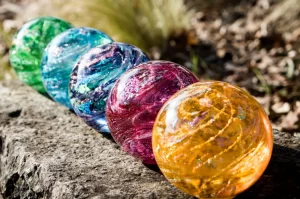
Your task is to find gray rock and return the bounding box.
[0,81,299,199]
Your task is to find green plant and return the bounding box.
[0,25,16,80]
[252,68,271,95]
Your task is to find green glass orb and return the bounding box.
[9,16,73,93]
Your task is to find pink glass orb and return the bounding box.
[106,61,199,164]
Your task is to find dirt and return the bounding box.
[162,0,300,133]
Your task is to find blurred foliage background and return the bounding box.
[0,0,197,80]
[19,0,194,52]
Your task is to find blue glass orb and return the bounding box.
[41,27,113,109]
[69,42,149,133]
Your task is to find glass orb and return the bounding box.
[10,17,73,93]
[106,61,199,164]
[152,81,273,199]
[41,27,113,109]
[69,42,149,133]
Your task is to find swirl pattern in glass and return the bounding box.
[41,27,113,109]
[152,81,273,199]
[69,42,149,133]
[10,17,73,93]
[106,61,199,164]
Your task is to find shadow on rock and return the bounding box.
[237,144,300,199]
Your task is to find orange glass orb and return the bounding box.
[152,81,273,199]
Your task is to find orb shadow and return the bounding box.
[143,144,300,199]
[66,107,116,143]
[236,144,300,199]
[143,163,162,174]
[40,91,51,99]
[101,132,115,143]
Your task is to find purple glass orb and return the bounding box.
[106,61,199,164]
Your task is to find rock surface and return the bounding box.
[0,81,299,199]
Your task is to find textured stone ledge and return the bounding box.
[0,81,299,199]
